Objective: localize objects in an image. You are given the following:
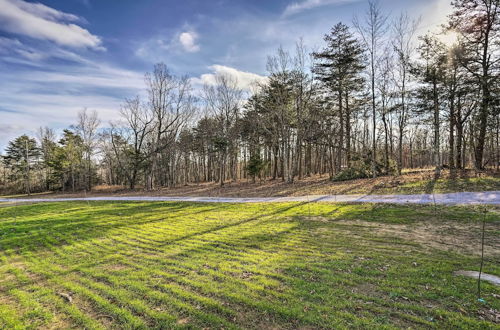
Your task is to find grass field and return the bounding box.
[0,201,499,329]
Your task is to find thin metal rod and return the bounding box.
[477,210,486,300]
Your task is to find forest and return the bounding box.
[1,0,499,194]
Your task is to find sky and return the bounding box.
[0,0,453,151]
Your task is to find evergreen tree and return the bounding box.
[313,22,365,173]
[3,135,40,195]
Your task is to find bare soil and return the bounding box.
[334,219,500,258]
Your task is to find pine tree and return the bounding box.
[3,135,40,195]
[313,22,365,174]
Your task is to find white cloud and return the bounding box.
[283,0,359,16]
[16,64,145,91]
[192,65,267,91]
[12,0,83,23]
[0,37,45,61]
[179,31,200,52]
[0,58,145,150]
[0,95,117,151]
[0,0,102,49]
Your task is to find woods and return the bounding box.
[1,0,499,195]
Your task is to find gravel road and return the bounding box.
[1,191,499,205]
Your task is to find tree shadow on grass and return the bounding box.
[424,170,441,194]
[0,200,329,259]
[0,202,235,253]
[154,200,316,248]
[136,211,423,328]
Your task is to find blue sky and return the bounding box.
[0,0,452,150]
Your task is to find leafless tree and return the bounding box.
[354,0,389,178]
[110,96,154,189]
[450,0,500,169]
[146,63,195,188]
[391,12,419,174]
[37,126,56,190]
[203,73,242,186]
[75,108,100,191]
[377,52,394,171]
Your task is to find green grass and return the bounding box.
[0,191,54,199]
[382,176,500,195]
[0,202,498,329]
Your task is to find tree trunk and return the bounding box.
[338,89,344,173]
[433,78,440,171]
[371,52,377,178]
[449,96,455,169]
[382,113,389,171]
[345,90,351,166]
[475,83,489,170]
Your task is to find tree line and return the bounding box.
[1,0,499,194]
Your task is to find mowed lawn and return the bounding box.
[0,202,499,329]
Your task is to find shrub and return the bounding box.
[383,158,398,176]
[332,152,389,182]
[332,167,369,181]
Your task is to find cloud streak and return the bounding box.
[0,52,145,149]
[283,0,359,17]
[0,0,102,49]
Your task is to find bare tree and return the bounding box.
[203,73,242,186]
[293,39,314,180]
[75,108,100,191]
[267,46,296,183]
[391,13,419,174]
[377,52,394,172]
[37,126,56,190]
[354,0,389,178]
[450,0,500,169]
[146,63,195,188]
[110,96,154,189]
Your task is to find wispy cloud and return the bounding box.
[283,0,359,17]
[10,0,83,23]
[0,37,45,62]
[0,0,102,49]
[0,36,95,66]
[0,48,144,148]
